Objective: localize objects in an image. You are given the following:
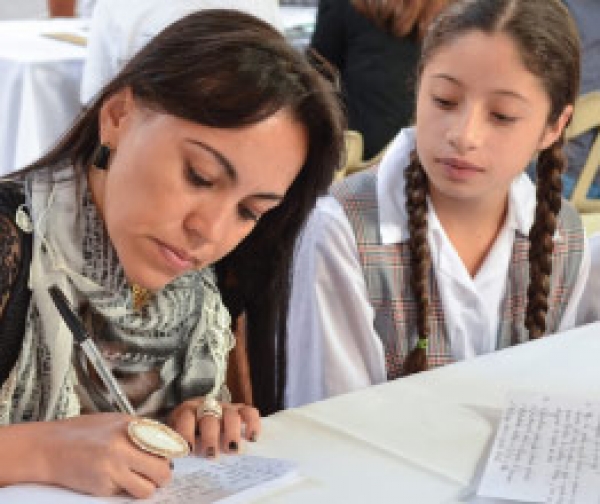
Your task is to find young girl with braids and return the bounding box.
[286,0,590,407]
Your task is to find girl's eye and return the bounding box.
[238,206,259,222]
[186,165,213,187]
[433,96,456,109]
[491,112,518,123]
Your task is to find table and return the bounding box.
[244,322,600,503]
[0,19,87,176]
[1,323,598,502]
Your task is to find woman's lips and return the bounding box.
[154,239,195,273]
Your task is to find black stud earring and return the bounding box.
[93,144,111,170]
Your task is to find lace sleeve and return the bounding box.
[0,214,21,320]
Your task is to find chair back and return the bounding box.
[566,91,600,213]
[226,314,253,405]
[335,130,386,181]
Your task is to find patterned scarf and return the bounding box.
[0,167,233,424]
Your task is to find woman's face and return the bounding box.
[415,30,571,209]
[90,89,307,290]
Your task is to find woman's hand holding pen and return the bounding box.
[37,413,171,498]
[4,400,259,498]
[168,397,261,458]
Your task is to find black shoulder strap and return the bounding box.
[0,182,32,386]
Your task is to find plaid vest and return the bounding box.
[331,169,584,379]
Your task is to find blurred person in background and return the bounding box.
[310,0,449,159]
[79,0,282,105]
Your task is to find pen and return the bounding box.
[48,285,136,416]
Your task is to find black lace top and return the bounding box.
[0,182,32,385]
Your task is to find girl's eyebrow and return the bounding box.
[185,138,237,181]
[431,73,530,103]
[185,138,284,201]
[432,73,462,86]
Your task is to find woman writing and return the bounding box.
[0,10,343,498]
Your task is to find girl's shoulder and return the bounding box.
[330,166,379,205]
[557,197,584,233]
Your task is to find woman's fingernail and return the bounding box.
[229,441,238,452]
[206,446,215,458]
[249,431,258,442]
[169,460,174,470]
[188,441,194,453]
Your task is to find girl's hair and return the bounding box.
[402,0,580,374]
[351,0,451,39]
[17,10,345,414]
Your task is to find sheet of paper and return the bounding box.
[477,391,600,504]
[0,455,300,504]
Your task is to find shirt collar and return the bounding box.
[377,128,414,244]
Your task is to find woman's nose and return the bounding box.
[447,106,482,154]
[184,205,231,245]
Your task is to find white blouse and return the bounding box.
[286,129,590,408]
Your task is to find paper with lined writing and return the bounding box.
[477,391,600,503]
[120,455,300,504]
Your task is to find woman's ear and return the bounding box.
[539,104,573,151]
[98,87,136,148]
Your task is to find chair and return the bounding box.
[581,213,600,237]
[226,314,253,405]
[335,130,387,181]
[566,91,600,213]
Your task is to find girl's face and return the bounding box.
[415,30,571,208]
[90,89,307,290]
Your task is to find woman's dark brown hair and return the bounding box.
[14,10,345,414]
[402,0,580,374]
[352,0,451,39]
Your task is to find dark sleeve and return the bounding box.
[0,209,31,386]
[0,214,21,321]
[310,0,347,70]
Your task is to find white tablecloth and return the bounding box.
[0,323,598,502]
[244,322,600,503]
[0,19,87,176]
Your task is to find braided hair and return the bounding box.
[402,154,431,374]
[526,140,567,338]
[402,0,580,375]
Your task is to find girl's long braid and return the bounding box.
[402,154,431,375]
[525,140,565,338]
